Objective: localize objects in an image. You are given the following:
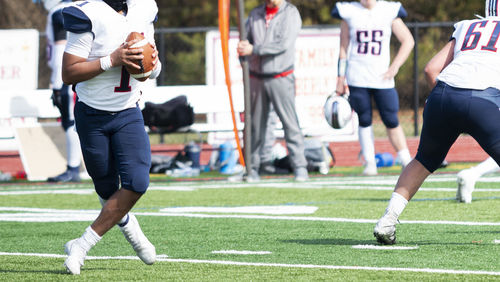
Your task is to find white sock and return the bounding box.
[78,226,102,253]
[98,196,129,225]
[384,192,408,219]
[397,148,412,167]
[66,125,81,168]
[471,157,500,176]
[359,126,376,166]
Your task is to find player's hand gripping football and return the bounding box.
[109,38,144,71]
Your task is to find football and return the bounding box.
[125,32,155,82]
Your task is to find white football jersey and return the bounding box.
[63,0,158,112]
[437,17,500,90]
[45,0,73,69]
[333,1,407,88]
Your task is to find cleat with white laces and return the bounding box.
[373,214,397,245]
[119,214,156,265]
[456,168,479,204]
[64,239,86,275]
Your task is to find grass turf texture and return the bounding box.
[1,166,500,280]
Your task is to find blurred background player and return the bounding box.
[43,0,82,182]
[331,0,414,175]
[373,0,500,244]
[237,0,309,182]
[61,0,161,274]
[457,157,500,203]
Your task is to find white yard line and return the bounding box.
[2,206,500,226]
[211,250,272,255]
[0,173,499,195]
[0,251,498,276]
[352,245,419,250]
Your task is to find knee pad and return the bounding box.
[357,112,373,128]
[94,175,120,200]
[380,110,399,129]
[122,169,150,194]
[62,119,75,131]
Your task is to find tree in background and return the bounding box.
[0,0,488,97]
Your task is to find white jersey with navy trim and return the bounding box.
[62,0,158,112]
[332,1,407,89]
[437,17,500,91]
[46,1,73,70]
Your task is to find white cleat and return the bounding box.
[373,215,397,245]
[120,214,156,265]
[456,169,479,204]
[362,163,378,176]
[64,239,86,275]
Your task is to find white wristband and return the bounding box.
[100,55,113,71]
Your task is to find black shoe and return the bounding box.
[259,163,277,175]
[47,167,81,183]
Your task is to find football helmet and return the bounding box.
[324,94,352,129]
[41,0,62,11]
[486,0,499,17]
[103,0,127,12]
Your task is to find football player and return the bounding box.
[60,0,161,274]
[374,0,500,245]
[42,0,83,182]
[331,0,414,175]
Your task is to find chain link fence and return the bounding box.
[37,22,455,137]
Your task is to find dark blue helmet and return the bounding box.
[103,0,127,12]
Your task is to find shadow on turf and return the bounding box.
[0,267,110,275]
[0,269,66,275]
[281,238,488,246]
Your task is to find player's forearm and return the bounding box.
[62,58,104,85]
[390,38,414,71]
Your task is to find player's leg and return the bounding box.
[457,157,499,203]
[374,159,431,244]
[268,76,308,181]
[48,85,81,182]
[64,101,117,274]
[459,93,500,203]
[373,88,412,167]
[108,106,155,264]
[349,86,377,175]
[374,83,461,244]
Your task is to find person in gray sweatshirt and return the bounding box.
[237,0,308,182]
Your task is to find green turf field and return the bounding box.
[0,166,499,281]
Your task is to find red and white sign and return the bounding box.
[0,29,39,90]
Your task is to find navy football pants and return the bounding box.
[416,82,500,172]
[348,86,400,128]
[74,101,151,199]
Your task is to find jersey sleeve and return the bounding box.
[62,6,92,34]
[450,20,467,41]
[396,3,408,19]
[65,31,93,58]
[383,1,407,20]
[51,9,67,41]
[331,2,352,20]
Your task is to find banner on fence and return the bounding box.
[0,29,39,91]
[205,28,358,143]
